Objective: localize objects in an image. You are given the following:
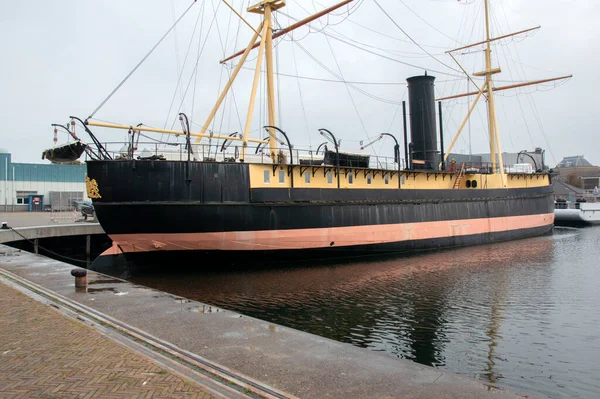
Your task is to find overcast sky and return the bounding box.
[0,0,595,167]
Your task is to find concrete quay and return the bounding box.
[0,212,104,244]
[0,211,97,228]
[0,245,538,399]
[0,223,104,245]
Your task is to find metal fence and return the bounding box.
[49,191,84,224]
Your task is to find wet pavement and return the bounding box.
[0,281,221,399]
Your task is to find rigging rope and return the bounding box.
[317,17,374,155]
[372,0,462,74]
[167,0,222,132]
[398,0,462,44]
[386,88,408,133]
[88,0,197,120]
[170,0,186,114]
[293,41,404,105]
[275,14,282,128]
[213,0,236,157]
[162,2,205,134]
[343,17,450,50]
[277,10,462,77]
[497,2,557,165]
[159,2,204,146]
[280,18,449,58]
[295,0,364,30]
[319,31,460,75]
[290,30,311,148]
[226,64,467,86]
[490,7,524,151]
[191,0,207,129]
[228,6,244,136]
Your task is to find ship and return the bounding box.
[555,200,600,227]
[65,0,570,261]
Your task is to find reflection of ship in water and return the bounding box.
[484,276,506,384]
[93,236,553,371]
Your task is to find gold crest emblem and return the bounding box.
[85,174,102,199]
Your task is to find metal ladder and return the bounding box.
[453,163,466,189]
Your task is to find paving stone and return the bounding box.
[0,281,220,399]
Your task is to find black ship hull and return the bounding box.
[87,160,554,257]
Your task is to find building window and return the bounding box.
[327,171,333,184]
[264,170,270,184]
[366,173,372,185]
[16,191,36,205]
[304,171,310,184]
[279,169,285,184]
[348,171,354,185]
[384,174,389,185]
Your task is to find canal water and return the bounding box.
[92,227,600,399]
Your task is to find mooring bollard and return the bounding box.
[71,268,88,288]
[0,222,9,230]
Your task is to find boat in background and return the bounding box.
[42,141,87,164]
[555,199,600,227]
[41,122,88,164]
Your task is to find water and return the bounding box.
[92,227,600,398]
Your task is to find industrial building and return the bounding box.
[0,149,87,212]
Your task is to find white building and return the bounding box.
[0,149,87,212]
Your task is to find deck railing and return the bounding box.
[84,140,541,175]
[87,141,406,171]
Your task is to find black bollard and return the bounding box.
[70,268,88,288]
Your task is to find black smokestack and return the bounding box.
[407,74,438,170]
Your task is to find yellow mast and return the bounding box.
[441,1,571,181]
[264,4,277,159]
[244,0,284,161]
[483,0,505,185]
[217,0,351,163]
[436,76,573,102]
[198,0,285,162]
[197,22,264,146]
[241,19,268,161]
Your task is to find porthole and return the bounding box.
[465,180,471,188]
[471,180,478,188]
